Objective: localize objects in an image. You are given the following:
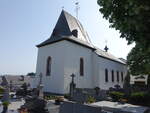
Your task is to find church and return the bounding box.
[31,10,127,94]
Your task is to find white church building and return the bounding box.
[31,10,127,94]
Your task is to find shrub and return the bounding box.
[109,91,124,102]
[129,92,150,106]
[44,95,57,100]
[2,101,10,107]
[64,94,70,99]
[87,96,96,104]
[0,87,4,94]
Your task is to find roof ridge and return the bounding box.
[62,10,92,44]
[94,46,125,64]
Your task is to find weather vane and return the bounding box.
[75,0,80,19]
[105,40,108,45]
[62,6,64,10]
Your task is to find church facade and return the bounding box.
[31,10,127,94]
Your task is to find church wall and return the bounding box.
[33,40,127,94]
[92,53,100,87]
[35,41,67,94]
[96,55,127,90]
[62,40,94,93]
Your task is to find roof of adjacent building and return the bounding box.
[37,10,126,65]
[0,75,31,85]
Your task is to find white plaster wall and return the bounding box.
[62,41,94,93]
[33,39,127,94]
[35,41,67,94]
[95,55,127,90]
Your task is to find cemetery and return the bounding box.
[0,73,150,113]
[0,0,150,113]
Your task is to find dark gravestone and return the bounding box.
[37,73,44,99]
[60,101,102,113]
[73,88,108,102]
[23,96,48,113]
[20,73,47,113]
[72,88,89,103]
[70,74,76,99]
[1,76,9,102]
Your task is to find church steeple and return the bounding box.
[37,10,93,48]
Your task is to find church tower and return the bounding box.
[37,10,93,48]
[32,10,127,94]
[35,10,95,94]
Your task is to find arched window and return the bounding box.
[105,69,108,82]
[112,70,114,82]
[121,72,124,82]
[80,58,84,76]
[117,71,119,82]
[46,56,51,76]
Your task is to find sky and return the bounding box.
[0,0,134,75]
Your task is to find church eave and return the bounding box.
[97,54,126,65]
[36,38,95,50]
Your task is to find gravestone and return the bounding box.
[73,89,89,103]
[37,73,44,98]
[1,76,10,102]
[60,101,102,113]
[70,74,76,99]
[23,96,48,113]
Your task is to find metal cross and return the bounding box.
[62,6,64,10]
[70,73,75,83]
[39,73,42,84]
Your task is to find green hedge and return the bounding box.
[0,87,4,94]
[109,91,124,101]
[129,92,150,106]
[87,96,96,104]
[44,95,57,100]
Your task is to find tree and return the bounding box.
[123,71,131,95]
[27,72,35,76]
[97,0,150,47]
[97,0,150,75]
[127,43,150,75]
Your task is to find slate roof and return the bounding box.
[37,10,94,48]
[94,47,126,64]
[37,10,126,65]
[0,75,31,85]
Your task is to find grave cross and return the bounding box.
[70,73,75,84]
[39,73,42,85]
[38,73,44,98]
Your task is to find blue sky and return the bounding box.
[0,0,134,75]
